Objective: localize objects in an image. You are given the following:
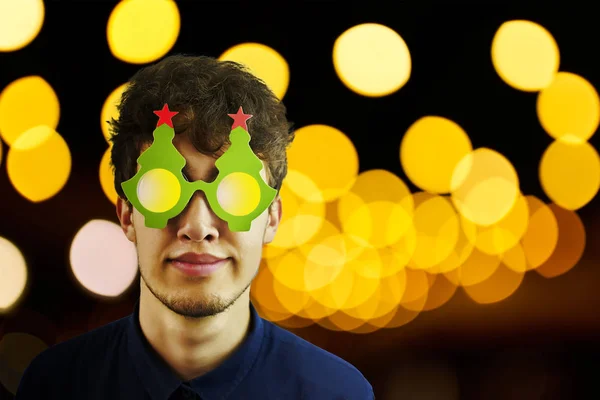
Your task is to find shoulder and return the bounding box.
[15,315,130,397]
[260,320,374,400]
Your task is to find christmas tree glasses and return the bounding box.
[121,105,277,232]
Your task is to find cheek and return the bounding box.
[132,212,168,255]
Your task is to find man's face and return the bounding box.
[117,134,281,318]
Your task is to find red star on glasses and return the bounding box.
[153,104,179,128]
[228,106,253,131]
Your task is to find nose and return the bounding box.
[174,191,221,242]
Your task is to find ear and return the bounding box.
[263,195,282,245]
[116,197,137,243]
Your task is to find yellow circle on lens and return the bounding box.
[137,168,180,213]
[217,172,261,216]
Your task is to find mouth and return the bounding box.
[167,257,230,277]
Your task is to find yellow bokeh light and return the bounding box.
[107,0,180,64]
[333,23,411,97]
[491,20,559,91]
[451,148,520,226]
[217,172,261,216]
[537,72,600,143]
[521,196,558,270]
[219,43,289,100]
[251,260,294,320]
[326,309,369,332]
[399,268,431,305]
[267,248,310,292]
[274,227,345,296]
[272,270,311,314]
[400,116,472,193]
[463,263,524,304]
[0,76,60,146]
[0,237,28,312]
[467,193,529,255]
[433,215,476,274]
[539,139,600,210]
[408,192,460,270]
[286,124,359,202]
[7,125,71,202]
[101,83,127,143]
[267,172,325,249]
[536,204,585,278]
[100,146,118,205]
[502,243,528,273]
[342,256,382,309]
[411,273,458,312]
[375,301,422,330]
[447,247,501,287]
[0,0,44,52]
[337,169,413,248]
[310,262,355,310]
[348,272,406,321]
[376,230,418,278]
[137,168,180,213]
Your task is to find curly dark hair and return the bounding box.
[108,54,294,207]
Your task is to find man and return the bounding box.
[15,55,374,399]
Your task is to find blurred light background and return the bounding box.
[1,1,600,399]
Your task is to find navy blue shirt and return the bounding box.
[15,299,374,399]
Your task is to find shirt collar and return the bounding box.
[126,297,264,400]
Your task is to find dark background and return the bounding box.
[1,2,599,399]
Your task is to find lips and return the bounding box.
[170,252,227,264]
[168,253,230,277]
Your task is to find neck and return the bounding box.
[138,281,252,381]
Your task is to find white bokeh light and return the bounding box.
[0,236,28,312]
[69,220,138,297]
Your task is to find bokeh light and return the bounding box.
[400,116,472,193]
[7,125,71,202]
[333,23,411,97]
[0,0,44,52]
[447,247,501,287]
[286,124,359,202]
[463,263,524,304]
[337,169,413,249]
[0,333,47,395]
[100,83,127,143]
[539,139,600,210]
[0,237,28,312]
[537,72,600,143]
[535,204,585,278]
[466,193,529,255]
[450,148,520,226]
[0,76,60,146]
[69,219,138,297]
[407,192,460,270]
[265,171,325,250]
[100,146,118,205]
[491,20,560,91]
[107,0,180,64]
[219,43,289,100]
[521,196,559,270]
